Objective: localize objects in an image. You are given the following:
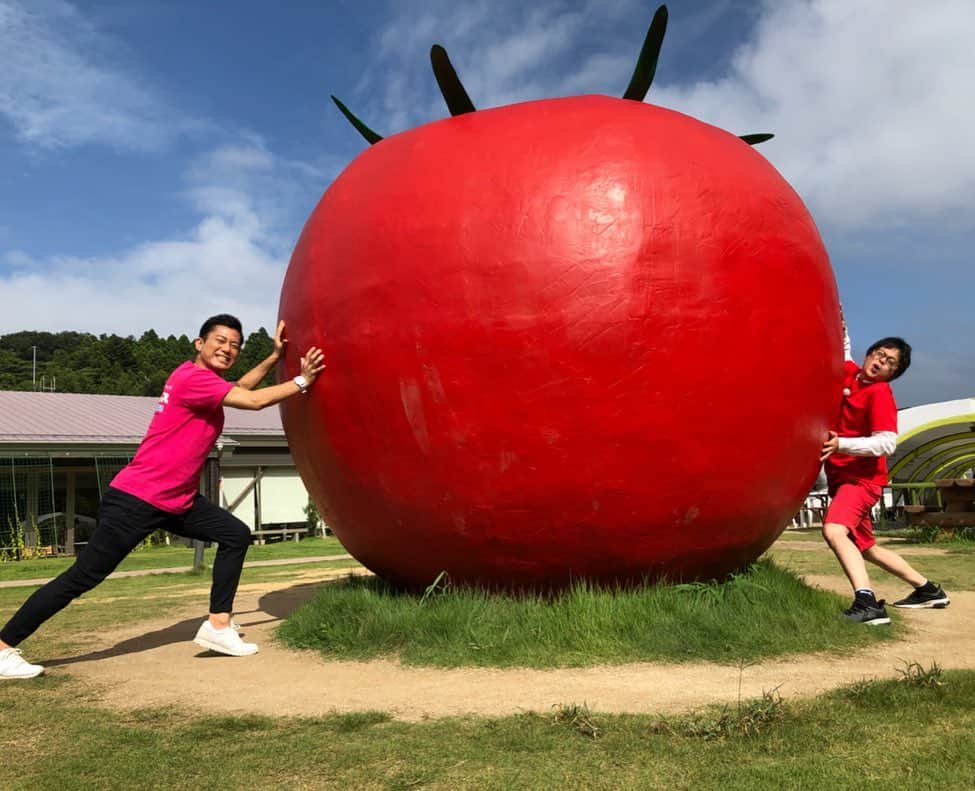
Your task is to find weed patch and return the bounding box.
[653,687,787,740]
[548,703,600,739]
[897,659,944,689]
[325,711,394,732]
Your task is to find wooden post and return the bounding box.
[193,455,223,571]
[253,465,263,535]
[65,471,77,555]
[24,471,38,550]
[192,540,206,570]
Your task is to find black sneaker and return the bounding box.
[842,598,891,625]
[893,585,950,609]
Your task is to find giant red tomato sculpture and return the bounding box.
[279,6,842,590]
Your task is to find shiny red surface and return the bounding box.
[279,95,842,590]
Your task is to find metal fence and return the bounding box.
[0,455,131,558]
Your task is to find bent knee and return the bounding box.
[821,522,848,543]
[228,522,252,549]
[212,517,252,550]
[861,544,883,561]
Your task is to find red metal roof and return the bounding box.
[0,391,283,445]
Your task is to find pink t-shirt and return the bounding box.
[112,361,234,513]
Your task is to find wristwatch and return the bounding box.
[293,375,309,394]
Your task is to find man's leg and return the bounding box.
[0,488,161,649]
[821,482,879,592]
[821,482,890,624]
[170,495,251,623]
[822,521,871,591]
[864,545,950,608]
[862,545,925,588]
[168,495,257,656]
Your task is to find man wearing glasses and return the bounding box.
[819,321,949,624]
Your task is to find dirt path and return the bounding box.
[41,558,973,722]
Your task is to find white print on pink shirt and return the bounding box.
[155,389,171,413]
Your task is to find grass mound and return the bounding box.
[277,559,895,667]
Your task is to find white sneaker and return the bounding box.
[193,620,258,656]
[0,647,45,679]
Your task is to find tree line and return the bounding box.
[0,328,277,396]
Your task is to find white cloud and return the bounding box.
[0,0,187,149]
[356,0,594,132]
[365,0,974,232]
[0,136,331,337]
[635,0,975,229]
[0,213,285,338]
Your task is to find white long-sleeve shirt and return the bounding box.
[838,327,897,457]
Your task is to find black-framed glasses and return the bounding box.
[869,349,899,368]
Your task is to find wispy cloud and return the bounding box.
[652,0,975,230]
[0,1,340,338]
[359,0,974,233]
[0,134,331,336]
[0,0,189,150]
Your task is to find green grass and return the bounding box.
[772,529,825,543]
[277,560,896,668]
[0,535,348,581]
[3,667,975,789]
[766,536,975,592]
[2,533,972,787]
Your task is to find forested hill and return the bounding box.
[0,328,276,395]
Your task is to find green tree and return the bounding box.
[0,325,278,395]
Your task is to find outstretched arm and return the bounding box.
[236,320,287,391]
[224,322,325,410]
[840,304,852,362]
[821,304,895,461]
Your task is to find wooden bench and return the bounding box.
[904,505,939,515]
[905,507,975,528]
[250,527,310,545]
[936,478,975,510]
[904,479,975,534]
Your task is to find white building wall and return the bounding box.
[221,469,257,530]
[221,467,308,531]
[260,468,309,525]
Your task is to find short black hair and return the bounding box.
[199,314,243,340]
[867,336,912,379]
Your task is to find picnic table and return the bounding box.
[904,478,975,531]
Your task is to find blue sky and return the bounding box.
[1,0,972,407]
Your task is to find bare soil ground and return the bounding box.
[40,555,974,722]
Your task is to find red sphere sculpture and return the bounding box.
[279,6,842,590]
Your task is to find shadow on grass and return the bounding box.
[258,579,346,620]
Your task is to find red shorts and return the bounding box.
[825,480,882,551]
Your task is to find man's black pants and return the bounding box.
[0,487,251,647]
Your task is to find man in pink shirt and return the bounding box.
[820,317,948,626]
[0,315,325,679]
